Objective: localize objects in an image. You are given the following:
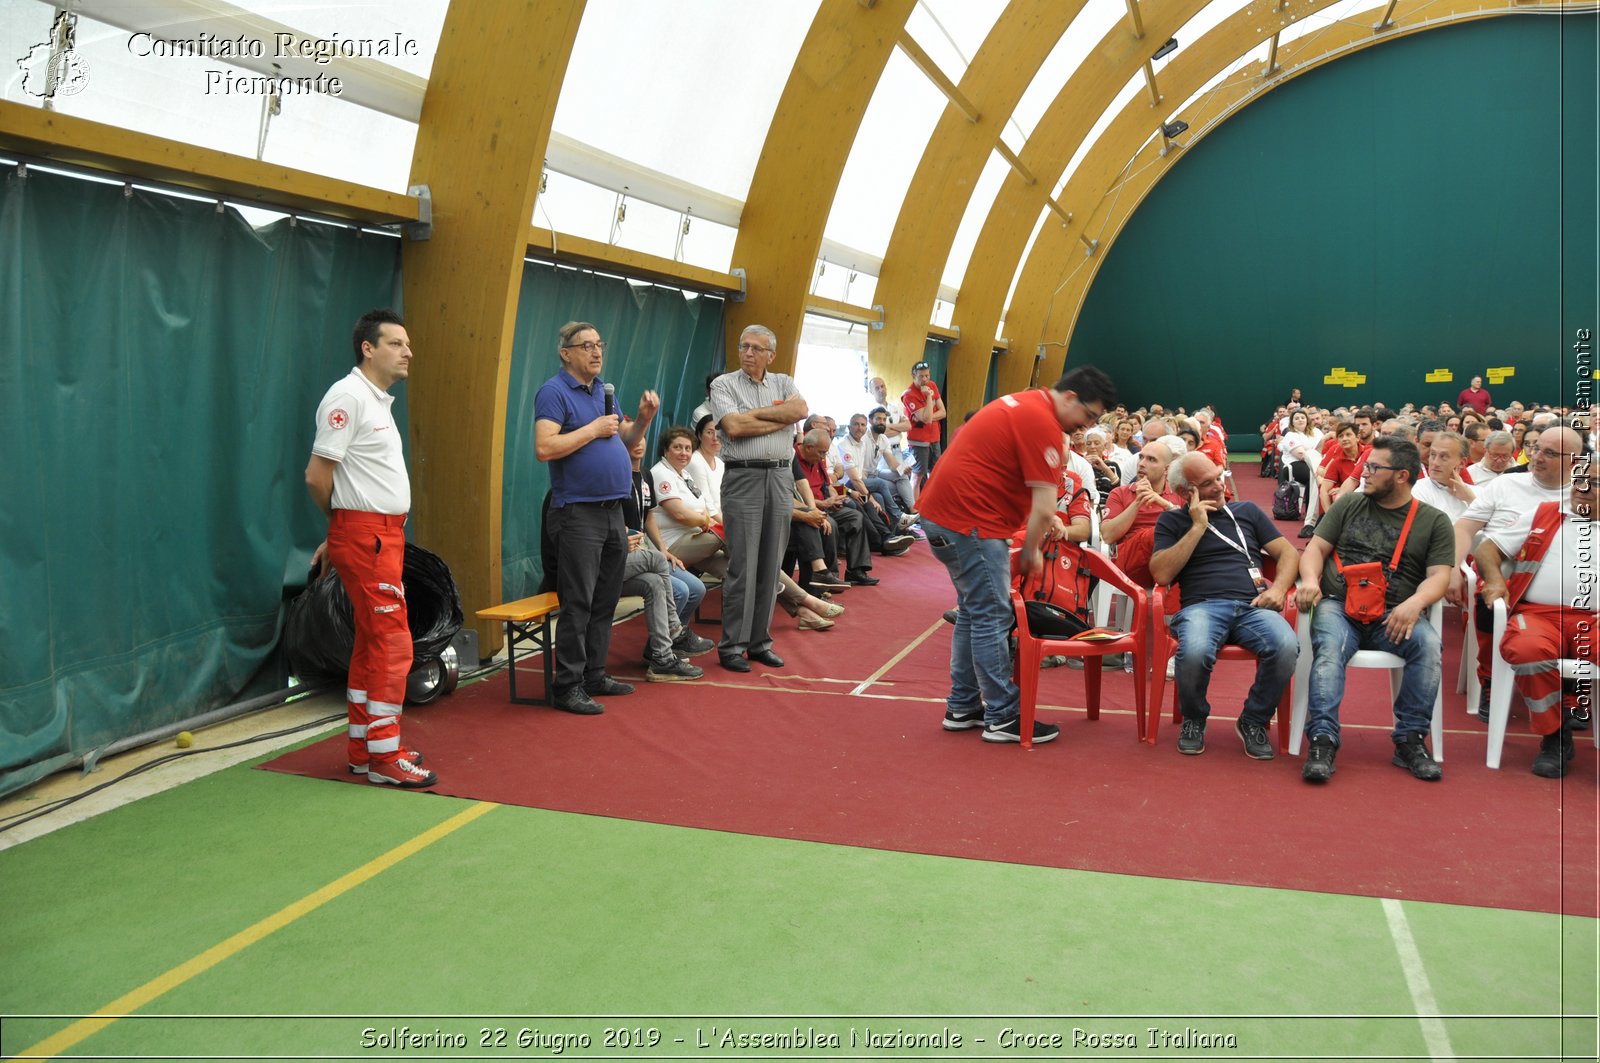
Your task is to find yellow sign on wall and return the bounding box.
[1424,368,1453,384]
[1323,367,1367,388]
[1487,365,1516,386]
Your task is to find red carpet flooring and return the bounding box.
[263,463,1597,916]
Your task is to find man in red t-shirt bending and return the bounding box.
[918,364,1117,745]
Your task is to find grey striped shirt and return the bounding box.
[708,369,800,462]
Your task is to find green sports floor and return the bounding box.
[1,717,1596,1063]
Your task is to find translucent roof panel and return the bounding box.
[822,49,947,262]
[551,0,820,203]
[903,0,1007,83]
[4,0,448,193]
[535,171,738,275]
[942,149,1011,292]
[1006,2,1126,150]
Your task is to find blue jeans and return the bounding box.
[1170,600,1298,726]
[669,567,705,630]
[865,476,905,521]
[1305,599,1441,746]
[922,518,1016,725]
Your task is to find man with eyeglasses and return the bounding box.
[707,325,810,672]
[917,364,1116,745]
[534,321,661,714]
[1296,436,1455,783]
[1474,455,1595,776]
[1450,426,1582,719]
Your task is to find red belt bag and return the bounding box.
[1332,500,1418,623]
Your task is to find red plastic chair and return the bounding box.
[1011,547,1151,750]
[1147,562,1296,751]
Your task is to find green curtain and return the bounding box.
[983,349,1000,405]
[501,262,726,599]
[1067,15,1598,449]
[0,167,402,797]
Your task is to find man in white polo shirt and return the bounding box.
[305,309,435,789]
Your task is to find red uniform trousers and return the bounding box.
[1499,602,1596,736]
[327,510,412,766]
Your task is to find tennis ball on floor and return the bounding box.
[175,731,194,749]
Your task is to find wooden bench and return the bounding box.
[477,592,646,705]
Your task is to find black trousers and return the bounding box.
[549,501,627,692]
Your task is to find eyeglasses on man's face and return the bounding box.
[737,342,773,354]
[1531,445,1574,462]
[1364,462,1403,472]
[563,340,605,354]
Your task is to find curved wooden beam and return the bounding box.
[869,0,1089,408]
[942,0,1212,420]
[1006,0,1576,389]
[726,0,917,373]
[401,0,584,651]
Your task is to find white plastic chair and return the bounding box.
[1289,599,1445,760]
[1484,599,1596,769]
[1456,562,1481,713]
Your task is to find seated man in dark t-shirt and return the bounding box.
[1294,436,1455,784]
[1150,453,1300,759]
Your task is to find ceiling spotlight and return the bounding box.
[1152,37,1179,61]
[1161,120,1189,138]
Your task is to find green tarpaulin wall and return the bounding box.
[1067,15,1599,450]
[0,166,403,797]
[501,261,727,600]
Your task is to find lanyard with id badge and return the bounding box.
[1205,506,1270,591]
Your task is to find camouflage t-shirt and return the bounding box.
[1313,492,1455,607]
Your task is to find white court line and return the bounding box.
[1382,896,1457,1060]
[850,620,947,696]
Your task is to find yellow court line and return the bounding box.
[16,800,499,1060]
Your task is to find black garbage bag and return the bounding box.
[285,542,464,685]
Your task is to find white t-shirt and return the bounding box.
[1487,499,1597,610]
[1066,449,1099,505]
[1466,460,1504,488]
[650,458,711,551]
[312,367,410,515]
[1108,444,1137,485]
[1463,473,1570,543]
[1410,476,1469,524]
[1278,431,1318,465]
[835,432,881,487]
[688,451,722,517]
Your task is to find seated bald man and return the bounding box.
[1150,453,1301,758]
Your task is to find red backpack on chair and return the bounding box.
[1010,539,1094,638]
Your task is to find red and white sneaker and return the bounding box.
[365,757,437,788]
[349,746,423,776]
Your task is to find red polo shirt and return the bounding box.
[918,389,1064,539]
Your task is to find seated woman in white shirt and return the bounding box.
[650,426,728,577]
[687,414,724,519]
[1107,418,1138,484]
[1277,408,1320,489]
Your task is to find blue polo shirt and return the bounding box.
[534,369,631,506]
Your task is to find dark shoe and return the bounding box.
[718,654,751,673]
[1302,735,1337,782]
[882,534,915,556]
[810,571,850,590]
[1236,718,1275,760]
[1476,686,1492,723]
[1177,718,1206,755]
[982,717,1060,744]
[1392,733,1442,781]
[1297,525,1315,539]
[553,687,605,715]
[748,649,785,668]
[1531,728,1576,778]
[584,675,634,697]
[647,654,703,682]
[844,569,880,586]
[942,609,959,625]
[942,708,985,732]
[1568,706,1591,733]
[672,629,718,657]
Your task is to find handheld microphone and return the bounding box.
[604,382,615,417]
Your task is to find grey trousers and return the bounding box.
[621,541,677,662]
[719,466,792,657]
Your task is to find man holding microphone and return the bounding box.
[535,321,660,714]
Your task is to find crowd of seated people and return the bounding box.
[536,321,1592,783]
